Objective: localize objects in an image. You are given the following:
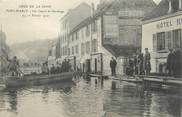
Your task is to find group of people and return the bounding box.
[49,59,72,74]
[110,48,151,76]
[4,56,73,76]
[166,47,182,78]
[126,48,151,76]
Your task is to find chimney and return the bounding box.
[179,0,182,10]
[168,0,173,13]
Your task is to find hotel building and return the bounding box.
[142,0,182,73]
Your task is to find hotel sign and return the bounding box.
[156,17,182,29]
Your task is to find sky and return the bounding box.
[0,0,161,45]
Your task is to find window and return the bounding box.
[92,21,97,33]
[166,31,173,49]
[86,41,90,54]
[173,29,182,48]
[72,46,74,55]
[86,25,90,36]
[157,32,165,51]
[81,43,84,55]
[71,35,73,42]
[76,45,79,54]
[91,39,98,52]
[71,33,75,42]
[76,32,78,40]
[68,48,70,56]
[63,47,65,56]
[81,29,84,39]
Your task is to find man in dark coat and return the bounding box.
[8,56,20,76]
[173,47,181,78]
[166,49,174,76]
[136,50,144,75]
[110,57,117,76]
[144,48,151,75]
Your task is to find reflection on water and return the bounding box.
[0,77,182,117]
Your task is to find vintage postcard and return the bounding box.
[0,0,182,117]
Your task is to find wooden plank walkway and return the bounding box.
[121,75,182,86]
[143,76,182,86]
[89,73,182,87]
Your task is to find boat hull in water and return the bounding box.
[4,72,75,88]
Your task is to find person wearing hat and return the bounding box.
[173,46,181,78]
[8,56,20,76]
[110,57,117,76]
[166,49,174,76]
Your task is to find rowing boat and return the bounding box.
[3,72,75,88]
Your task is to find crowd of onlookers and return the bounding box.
[126,48,151,76]
[110,48,151,76]
[110,47,182,78]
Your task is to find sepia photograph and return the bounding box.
[0,0,182,117]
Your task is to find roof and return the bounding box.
[70,0,156,34]
[143,0,179,21]
[60,2,91,22]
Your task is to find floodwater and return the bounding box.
[0,76,182,117]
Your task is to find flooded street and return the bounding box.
[0,77,182,117]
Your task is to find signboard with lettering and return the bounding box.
[156,17,182,29]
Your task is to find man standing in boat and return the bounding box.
[8,56,20,76]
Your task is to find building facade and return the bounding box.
[57,0,156,75]
[58,2,91,63]
[142,0,182,73]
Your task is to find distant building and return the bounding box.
[58,2,91,63]
[0,29,9,76]
[142,0,182,73]
[56,0,156,75]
